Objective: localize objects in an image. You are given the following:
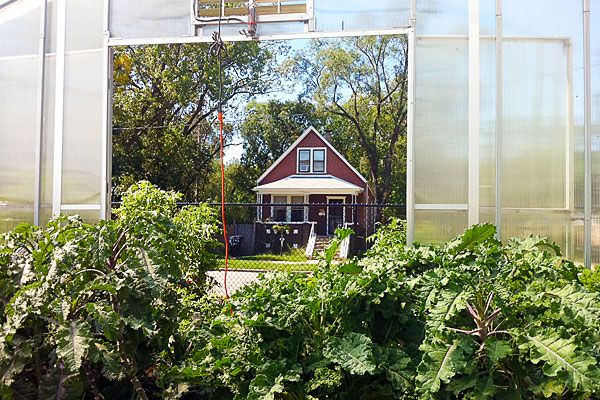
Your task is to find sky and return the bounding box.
[223,38,310,164]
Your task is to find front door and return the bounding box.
[327,198,345,235]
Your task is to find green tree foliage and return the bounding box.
[0,182,220,399]
[288,36,408,204]
[112,42,277,201]
[169,224,600,399]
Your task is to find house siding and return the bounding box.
[259,129,368,199]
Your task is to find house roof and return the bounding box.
[253,175,364,195]
[256,126,368,184]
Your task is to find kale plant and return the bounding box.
[0,181,220,399]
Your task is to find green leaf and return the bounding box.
[56,321,92,373]
[485,338,511,364]
[248,360,302,400]
[323,333,376,375]
[518,332,600,392]
[416,338,474,398]
[446,223,496,255]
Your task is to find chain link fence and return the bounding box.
[111,201,405,295]
[206,202,405,295]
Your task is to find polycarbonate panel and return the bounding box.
[503,0,582,37]
[414,38,468,205]
[414,210,467,244]
[314,0,409,31]
[61,50,103,205]
[479,38,495,214]
[0,56,38,230]
[41,54,55,209]
[501,40,569,209]
[501,210,571,257]
[65,0,103,51]
[0,209,34,232]
[416,0,467,35]
[0,0,40,57]
[61,210,101,224]
[109,0,190,40]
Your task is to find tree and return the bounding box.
[112,42,278,201]
[288,36,408,204]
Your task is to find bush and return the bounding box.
[173,224,600,399]
[0,181,220,399]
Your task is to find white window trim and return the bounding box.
[296,147,327,174]
[270,194,307,223]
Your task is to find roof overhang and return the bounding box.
[253,175,364,195]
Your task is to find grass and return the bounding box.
[234,252,309,262]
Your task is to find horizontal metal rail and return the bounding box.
[111,202,407,208]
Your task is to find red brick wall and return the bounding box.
[259,129,369,201]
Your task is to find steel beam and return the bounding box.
[33,0,47,225]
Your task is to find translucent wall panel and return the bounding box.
[414,38,468,206]
[479,38,496,221]
[0,0,40,231]
[314,0,409,31]
[501,40,569,209]
[414,210,468,244]
[59,0,104,208]
[61,50,103,205]
[110,0,190,40]
[416,0,467,35]
[0,0,40,56]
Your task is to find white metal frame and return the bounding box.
[33,0,48,225]
[52,0,66,217]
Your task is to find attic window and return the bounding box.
[298,150,311,172]
[297,148,326,173]
[313,149,325,172]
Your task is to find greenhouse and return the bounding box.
[0,0,598,265]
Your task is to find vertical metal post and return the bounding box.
[353,202,358,254]
[406,0,416,245]
[34,0,48,225]
[468,0,480,227]
[583,0,592,268]
[101,0,112,220]
[52,0,67,217]
[494,0,502,239]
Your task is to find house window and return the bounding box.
[298,148,326,173]
[313,149,325,172]
[290,196,304,222]
[273,196,287,221]
[298,150,311,172]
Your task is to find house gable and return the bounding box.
[256,126,367,187]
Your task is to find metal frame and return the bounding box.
[583,0,591,268]
[494,0,502,239]
[468,0,480,227]
[33,0,48,225]
[101,0,112,220]
[51,0,66,217]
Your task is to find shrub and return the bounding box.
[0,181,219,399]
[175,224,600,399]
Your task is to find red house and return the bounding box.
[253,126,374,257]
